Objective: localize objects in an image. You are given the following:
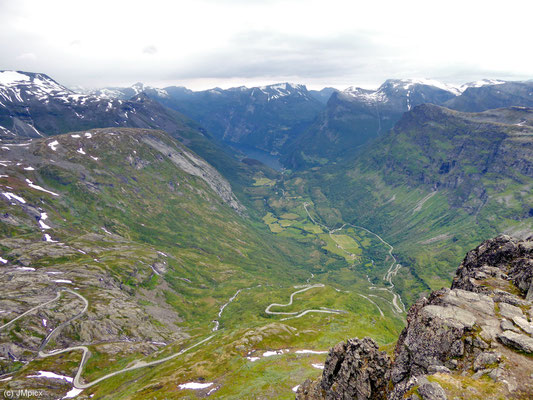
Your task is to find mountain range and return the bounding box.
[0,69,531,399]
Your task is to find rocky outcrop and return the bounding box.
[296,235,533,399]
[297,338,391,400]
[451,234,533,297]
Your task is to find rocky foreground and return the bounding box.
[297,235,533,399]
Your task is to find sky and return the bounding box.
[1,0,531,91]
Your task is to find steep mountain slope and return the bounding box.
[301,104,533,300]
[143,82,326,155]
[446,80,533,112]
[0,71,212,145]
[297,235,533,399]
[286,79,459,168]
[0,71,173,138]
[308,88,338,104]
[0,70,266,204]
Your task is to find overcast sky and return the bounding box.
[1,0,531,90]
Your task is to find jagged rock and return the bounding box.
[497,330,533,353]
[295,235,533,399]
[296,337,391,400]
[452,235,533,296]
[473,351,501,371]
[417,381,447,400]
[427,365,451,374]
[391,292,476,385]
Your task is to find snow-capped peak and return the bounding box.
[131,82,145,94]
[382,78,462,95]
[0,71,31,85]
[256,82,307,101]
[343,86,387,103]
[0,70,77,104]
[259,82,306,92]
[459,79,506,92]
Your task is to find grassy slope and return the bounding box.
[0,128,403,399]
[301,105,533,304]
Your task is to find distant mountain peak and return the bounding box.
[342,86,387,103]
[459,79,506,92]
[131,82,145,93]
[260,82,306,91]
[254,82,308,101]
[0,70,79,108]
[380,78,462,95]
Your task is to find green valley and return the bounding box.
[0,128,404,399]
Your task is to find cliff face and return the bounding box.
[297,235,533,399]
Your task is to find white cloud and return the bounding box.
[142,45,157,55]
[0,0,531,90]
[16,53,36,60]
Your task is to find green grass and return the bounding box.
[253,177,276,187]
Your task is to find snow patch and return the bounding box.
[17,267,35,271]
[0,257,7,264]
[295,350,328,354]
[23,166,35,171]
[179,382,213,390]
[48,140,59,151]
[26,179,59,196]
[292,385,300,393]
[84,132,92,138]
[262,350,288,357]
[2,192,26,203]
[0,71,31,85]
[44,234,57,243]
[38,212,51,230]
[26,370,73,383]
[77,148,85,155]
[246,356,260,362]
[312,363,324,370]
[53,279,72,284]
[71,134,81,138]
[62,388,83,399]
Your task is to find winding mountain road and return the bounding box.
[0,201,405,393]
[265,284,325,315]
[265,284,344,321]
[0,291,61,331]
[0,288,215,390]
[303,202,405,314]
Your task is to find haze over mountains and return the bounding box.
[0,68,532,399]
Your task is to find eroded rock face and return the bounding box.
[297,338,391,400]
[296,235,533,399]
[451,234,533,296]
